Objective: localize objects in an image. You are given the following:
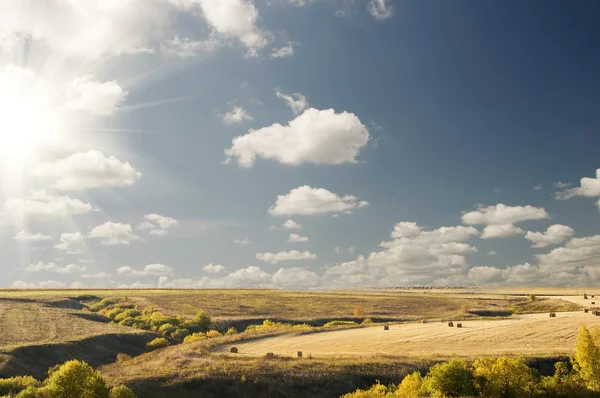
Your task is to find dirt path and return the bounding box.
[222,311,600,358]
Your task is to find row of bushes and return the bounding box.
[344,324,600,397]
[0,360,135,398]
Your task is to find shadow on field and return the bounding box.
[70,312,111,323]
[0,332,157,379]
[467,309,514,317]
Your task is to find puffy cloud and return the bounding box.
[525,224,575,248]
[65,77,127,116]
[196,0,269,55]
[4,191,94,220]
[275,90,308,115]
[283,219,302,230]
[287,233,308,243]
[82,272,110,279]
[271,44,294,58]
[268,186,368,216]
[256,250,317,264]
[465,266,505,285]
[25,261,86,274]
[390,222,422,239]
[88,222,142,246]
[221,106,254,124]
[481,224,525,239]
[555,169,600,201]
[462,204,549,226]
[54,232,85,254]
[160,35,221,57]
[233,237,250,245]
[367,0,393,20]
[33,151,141,191]
[272,267,319,288]
[14,231,51,242]
[118,263,172,276]
[224,265,272,287]
[138,214,178,236]
[203,263,225,273]
[11,280,84,289]
[225,108,369,167]
[554,181,572,188]
[117,281,154,289]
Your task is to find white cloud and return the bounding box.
[487,251,497,256]
[271,44,294,58]
[117,281,154,289]
[82,272,110,279]
[54,232,86,254]
[225,266,272,287]
[481,224,525,239]
[221,106,254,124]
[555,169,600,201]
[256,250,317,264]
[88,222,142,246]
[33,151,141,191]
[390,222,423,239]
[554,181,572,188]
[25,261,86,274]
[233,237,250,245]
[462,204,549,226]
[367,0,393,20]
[11,280,77,289]
[65,77,127,116]
[138,214,178,236]
[533,185,543,191]
[287,233,308,243]
[525,224,575,248]
[275,89,308,115]
[196,0,270,56]
[14,231,51,242]
[203,263,225,273]
[160,35,221,57]
[335,246,355,254]
[268,186,368,216]
[4,191,94,220]
[272,267,319,288]
[118,263,172,276]
[225,108,369,167]
[283,219,302,230]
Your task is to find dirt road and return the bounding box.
[223,311,600,358]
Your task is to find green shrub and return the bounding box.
[0,376,40,395]
[341,381,396,397]
[114,309,141,322]
[89,297,123,312]
[226,327,238,335]
[146,338,169,349]
[16,386,41,398]
[245,320,311,333]
[180,320,202,333]
[183,332,207,343]
[193,310,212,332]
[171,328,191,340]
[206,330,222,338]
[103,307,126,320]
[422,359,477,397]
[118,317,136,327]
[39,360,109,398]
[324,320,357,328]
[109,385,137,398]
[473,357,541,397]
[361,318,373,324]
[528,294,536,302]
[398,371,425,398]
[157,323,177,336]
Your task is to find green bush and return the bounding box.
[109,385,137,398]
[114,309,141,322]
[245,320,311,333]
[180,320,202,333]
[341,381,397,397]
[226,327,238,335]
[206,330,222,338]
[118,317,136,327]
[422,359,477,397]
[146,337,169,349]
[361,318,373,324]
[103,307,126,320]
[157,323,177,336]
[0,376,40,395]
[39,360,109,398]
[15,386,41,398]
[193,311,212,332]
[171,328,191,340]
[324,320,357,328]
[398,371,425,398]
[473,357,541,397]
[183,332,207,343]
[89,297,124,312]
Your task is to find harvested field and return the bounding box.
[223,311,600,358]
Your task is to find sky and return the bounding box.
[0,0,599,289]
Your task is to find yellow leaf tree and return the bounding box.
[574,324,600,391]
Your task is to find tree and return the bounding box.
[397,371,425,398]
[193,310,212,332]
[422,359,477,397]
[473,357,541,398]
[109,385,137,398]
[39,360,109,398]
[574,325,600,391]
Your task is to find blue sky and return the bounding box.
[0,0,599,289]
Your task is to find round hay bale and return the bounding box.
[585,309,589,313]
[593,302,596,305]
[265,352,275,358]
[230,347,238,353]
[384,325,389,330]
[448,321,454,327]
[456,323,462,328]
[297,351,303,357]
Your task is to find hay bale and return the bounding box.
[593,302,596,305]
[593,295,595,298]
[448,321,454,327]
[384,325,389,330]
[297,351,302,357]
[230,347,238,353]
[549,312,556,317]
[584,294,588,299]
[265,352,275,358]
[456,323,462,328]
[585,309,589,313]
